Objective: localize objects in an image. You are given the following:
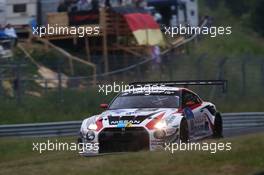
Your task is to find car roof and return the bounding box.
[120,86,203,101]
[122,86,183,93]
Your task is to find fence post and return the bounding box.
[44,79,48,95]
[168,61,173,81]
[241,56,247,94]
[196,54,207,80]
[0,72,2,97]
[57,64,63,103]
[15,63,21,105]
[261,59,264,87]
[136,65,141,81]
[209,57,227,101]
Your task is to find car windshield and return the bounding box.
[109,93,180,109]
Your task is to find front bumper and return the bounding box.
[78,126,179,155]
[98,127,149,153]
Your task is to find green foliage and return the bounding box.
[224,0,250,17]
[251,1,264,36]
[1,0,264,124]
[202,0,264,37]
[0,89,116,124]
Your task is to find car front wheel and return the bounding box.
[180,118,189,142]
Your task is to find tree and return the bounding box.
[251,1,264,36]
[224,0,249,17]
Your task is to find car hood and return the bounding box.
[98,108,179,127]
[81,108,182,132]
[102,108,178,117]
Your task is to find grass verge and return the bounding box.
[0,133,263,175]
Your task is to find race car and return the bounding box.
[78,80,227,155]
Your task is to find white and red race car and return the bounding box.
[78,80,227,155]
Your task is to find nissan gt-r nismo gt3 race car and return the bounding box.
[78,80,227,155]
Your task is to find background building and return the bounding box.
[38,0,61,25]
[180,0,199,26]
[0,0,6,25]
[147,0,199,27]
[5,0,37,26]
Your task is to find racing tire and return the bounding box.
[180,119,189,143]
[213,112,223,138]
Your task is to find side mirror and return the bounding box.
[100,104,108,109]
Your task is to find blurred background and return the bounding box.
[0,0,263,125]
[0,1,264,175]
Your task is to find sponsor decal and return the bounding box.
[135,108,159,112]
[117,120,126,128]
[165,115,175,124]
[184,107,195,131]
[116,120,133,128]
[109,109,131,115]
[108,112,159,125]
[166,128,177,135]
[151,140,164,145]
[125,111,136,115]
[193,124,205,132]
[110,119,142,125]
[205,121,209,131]
[183,107,194,119]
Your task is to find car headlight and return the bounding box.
[86,130,95,140]
[154,120,167,129]
[88,123,97,130]
[154,130,166,139]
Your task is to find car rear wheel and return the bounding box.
[180,119,189,142]
[213,112,223,138]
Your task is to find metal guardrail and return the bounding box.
[0,112,264,138]
[0,121,82,138]
[222,112,264,129]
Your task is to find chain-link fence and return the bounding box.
[1,53,264,104]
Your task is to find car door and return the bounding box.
[182,90,204,137]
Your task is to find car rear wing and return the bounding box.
[129,80,228,93]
